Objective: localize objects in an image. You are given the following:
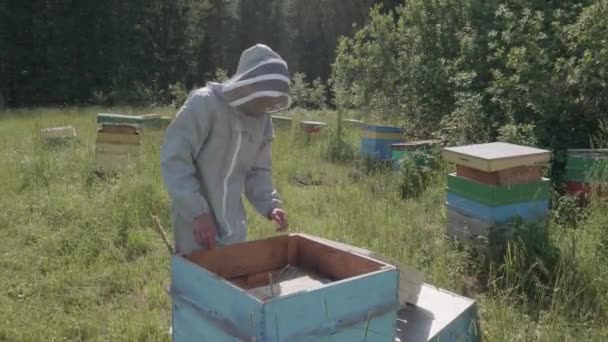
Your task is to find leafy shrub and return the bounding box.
[497,123,538,146]
[291,73,327,109]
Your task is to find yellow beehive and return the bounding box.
[94,124,141,173]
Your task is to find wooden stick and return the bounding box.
[151,214,174,254]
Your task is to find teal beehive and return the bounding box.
[170,234,400,341]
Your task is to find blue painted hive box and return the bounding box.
[360,124,405,161]
[170,234,400,341]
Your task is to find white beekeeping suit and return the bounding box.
[160,44,291,254]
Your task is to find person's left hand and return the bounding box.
[268,208,288,232]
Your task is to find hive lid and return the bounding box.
[442,142,551,172]
[391,140,440,150]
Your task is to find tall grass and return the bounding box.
[1,107,607,341]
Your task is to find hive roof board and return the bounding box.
[395,284,480,341]
[442,142,551,172]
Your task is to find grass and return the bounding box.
[1,107,608,341]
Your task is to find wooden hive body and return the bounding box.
[455,164,544,186]
[271,115,293,129]
[170,234,400,342]
[94,124,141,173]
[360,124,405,161]
[447,173,551,206]
[446,193,549,224]
[442,142,550,173]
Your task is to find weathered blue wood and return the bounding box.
[171,256,263,341]
[262,269,399,341]
[446,192,549,224]
[396,284,481,342]
[172,295,242,342]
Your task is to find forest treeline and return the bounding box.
[0,0,399,107]
[2,0,608,181]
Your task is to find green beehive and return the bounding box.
[447,173,551,206]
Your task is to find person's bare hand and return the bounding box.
[193,214,217,249]
[268,208,288,232]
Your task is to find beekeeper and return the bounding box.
[160,44,290,254]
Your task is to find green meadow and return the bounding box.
[1,108,607,341]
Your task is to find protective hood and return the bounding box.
[220,44,291,116]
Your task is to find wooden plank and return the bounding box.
[96,132,141,145]
[446,192,549,224]
[287,235,299,265]
[294,233,424,305]
[294,235,385,280]
[447,173,551,206]
[263,268,398,341]
[456,164,543,185]
[185,234,289,279]
[442,142,551,172]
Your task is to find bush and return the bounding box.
[396,148,443,199]
[291,73,327,110]
[497,123,538,146]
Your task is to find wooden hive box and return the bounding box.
[94,124,141,173]
[455,164,544,186]
[271,115,293,129]
[442,142,551,173]
[360,124,405,161]
[40,125,77,141]
[447,173,551,206]
[97,113,144,130]
[170,234,400,342]
[446,193,549,224]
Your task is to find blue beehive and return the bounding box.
[361,124,405,161]
[169,234,400,341]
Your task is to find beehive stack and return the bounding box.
[565,149,608,200]
[94,124,141,173]
[360,124,405,161]
[442,142,552,240]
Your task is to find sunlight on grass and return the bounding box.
[1,107,607,341]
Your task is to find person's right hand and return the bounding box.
[193,214,217,250]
